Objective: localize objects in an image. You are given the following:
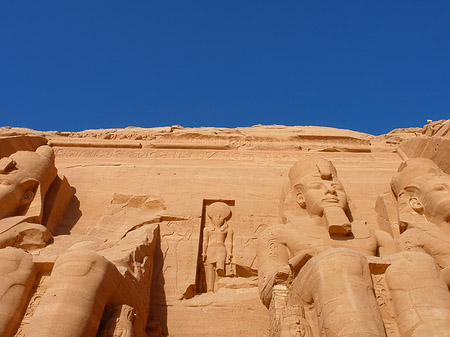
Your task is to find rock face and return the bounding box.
[0,121,449,336]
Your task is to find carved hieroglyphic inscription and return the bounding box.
[54,148,297,162]
[14,272,50,337]
[151,218,201,304]
[50,133,371,153]
[53,147,382,163]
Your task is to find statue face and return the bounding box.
[297,174,348,217]
[416,175,450,226]
[210,213,226,227]
[0,148,56,221]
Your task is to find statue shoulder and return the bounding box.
[258,223,292,241]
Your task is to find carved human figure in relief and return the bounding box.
[0,146,57,249]
[279,305,312,337]
[258,159,396,337]
[202,202,233,292]
[99,304,136,337]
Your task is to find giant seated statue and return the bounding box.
[382,158,450,336]
[0,145,70,337]
[0,146,157,337]
[390,158,450,279]
[258,158,450,337]
[0,145,59,249]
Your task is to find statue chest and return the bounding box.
[285,222,377,257]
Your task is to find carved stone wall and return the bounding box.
[0,121,449,337]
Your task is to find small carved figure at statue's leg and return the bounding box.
[279,305,313,337]
[98,304,136,337]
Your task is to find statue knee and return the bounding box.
[0,248,35,336]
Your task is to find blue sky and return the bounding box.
[1,1,449,135]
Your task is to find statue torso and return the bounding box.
[399,225,450,269]
[276,220,378,258]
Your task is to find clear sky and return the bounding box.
[1,1,449,135]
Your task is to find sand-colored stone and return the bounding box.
[0,145,72,250]
[0,120,449,336]
[98,304,137,337]
[258,155,450,336]
[258,158,395,336]
[202,202,233,293]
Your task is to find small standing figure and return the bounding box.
[202,202,233,292]
[279,306,312,337]
[99,304,136,337]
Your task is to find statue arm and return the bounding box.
[375,229,398,257]
[257,227,290,307]
[202,227,209,261]
[225,227,233,263]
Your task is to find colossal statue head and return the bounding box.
[285,159,351,234]
[289,159,348,217]
[0,146,57,220]
[391,158,450,232]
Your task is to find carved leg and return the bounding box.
[0,248,36,337]
[288,248,386,337]
[205,263,216,292]
[25,249,122,337]
[216,258,225,277]
[385,251,450,337]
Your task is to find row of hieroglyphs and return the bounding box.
[49,135,371,151]
[53,148,386,163]
[151,134,370,148]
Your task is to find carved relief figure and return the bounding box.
[202,202,233,292]
[258,159,397,337]
[99,304,136,337]
[278,306,312,337]
[0,146,57,249]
